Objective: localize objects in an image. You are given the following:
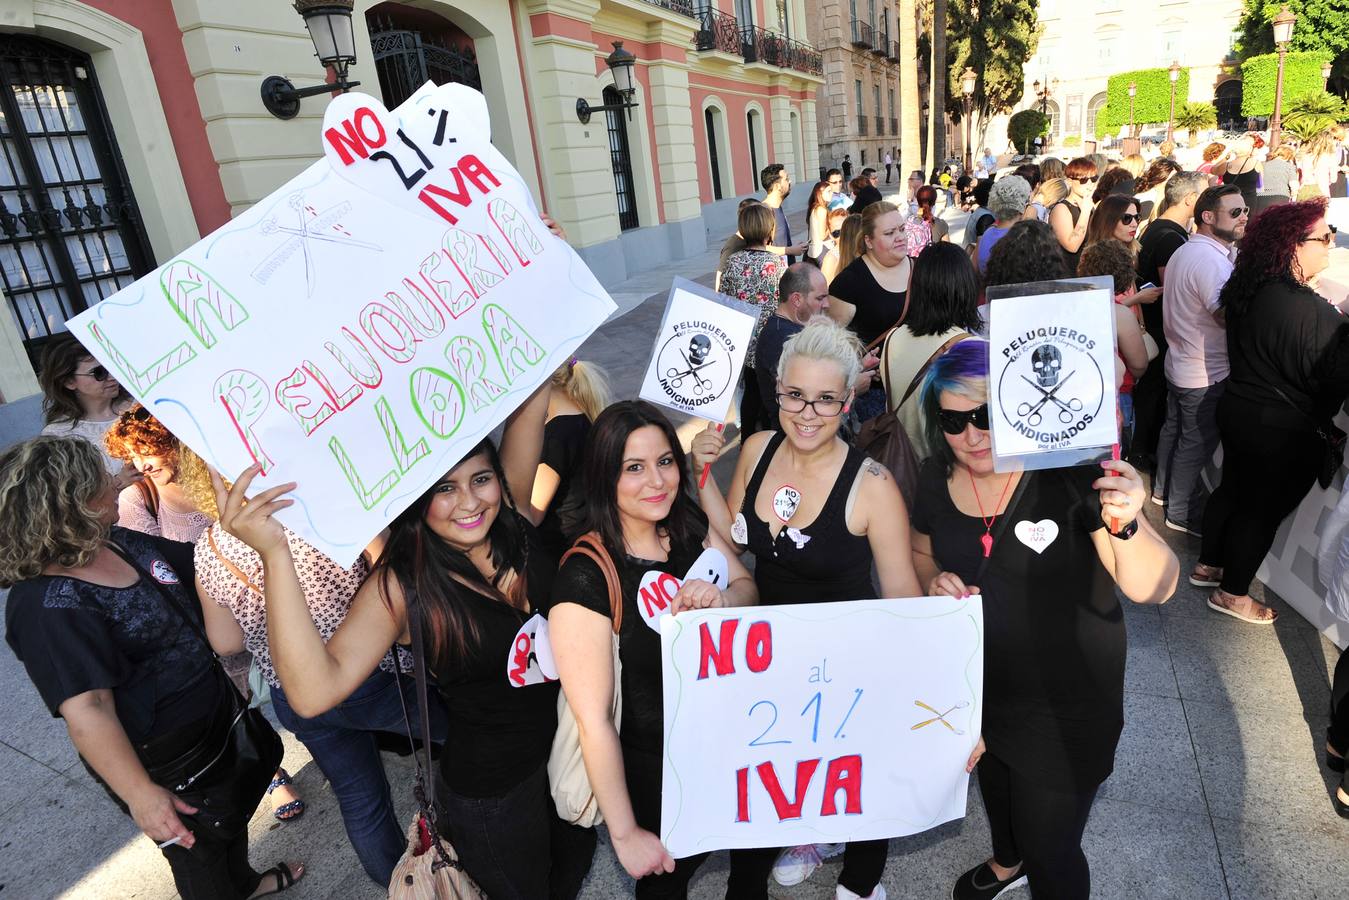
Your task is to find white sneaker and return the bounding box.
[772,844,822,886]
[818,842,846,860]
[837,883,887,900]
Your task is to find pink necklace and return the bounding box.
[966,469,1015,558]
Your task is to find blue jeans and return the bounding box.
[1154,379,1225,526]
[270,668,448,887]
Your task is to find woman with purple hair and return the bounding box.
[909,340,1177,900]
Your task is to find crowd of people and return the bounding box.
[1,143,1348,900]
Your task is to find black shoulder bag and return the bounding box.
[111,543,282,842]
[1272,386,1346,489]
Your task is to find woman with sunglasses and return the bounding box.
[909,340,1177,900]
[1196,198,1349,632]
[692,317,923,899]
[819,207,852,282]
[38,335,136,488]
[1048,157,1098,275]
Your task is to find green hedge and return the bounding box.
[1096,68,1191,138]
[1008,109,1049,154]
[1241,50,1334,117]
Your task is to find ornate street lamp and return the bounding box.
[262,0,361,120]
[1270,5,1296,150]
[577,42,640,123]
[1166,60,1181,143]
[961,66,977,172]
[1128,81,1137,137]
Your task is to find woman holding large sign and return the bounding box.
[548,401,758,897]
[691,318,924,899]
[214,384,601,900]
[909,340,1177,900]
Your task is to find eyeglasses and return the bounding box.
[1120,213,1140,225]
[73,365,110,382]
[1227,207,1250,219]
[1075,175,1099,185]
[828,179,843,186]
[937,404,990,435]
[777,392,847,417]
[1302,230,1336,246]
[830,229,842,238]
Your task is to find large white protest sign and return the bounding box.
[639,277,757,423]
[987,287,1118,472]
[658,596,983,857]
[65,82,614,565]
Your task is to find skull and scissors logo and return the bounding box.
[1015,345,1085,426]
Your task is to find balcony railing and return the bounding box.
[642,0,696,16]
[858,114,868,136]
[887,40,900,62]
[694,5,741,54]
[891,117,898,135]
[741,24,788,66]
[851,18,874,49]
[875,115,884,134]
[783,38,823,76]
[871,30,888,55]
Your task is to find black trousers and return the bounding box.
[1130,343,1168,462]
[1330,647,1349,794]
[1199,403,1323,595]
[978,751,1098,900]
[438,764,595,900]
[740,368,764,437]
[160,818,260,899]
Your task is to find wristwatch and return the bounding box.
[1108,518,1139,540]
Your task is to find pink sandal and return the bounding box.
[1206,590,1278,625]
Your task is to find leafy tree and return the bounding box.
[1283,90,1347,140]
[1241,50,1334,117]
[1175,102,1218,146]
[1236,0,1349,95]
[1008,109,1049,153]
[945,0,1041,150]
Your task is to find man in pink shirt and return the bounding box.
[1155,184,1248,536]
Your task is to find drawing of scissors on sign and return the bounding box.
[665,350,716,396]
[911,699,970,735]
[1016,371,1082,426]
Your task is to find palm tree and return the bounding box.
[899,0,921,180]
[1283,91,1347,142]
[1174,102,1217,147]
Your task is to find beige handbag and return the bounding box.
[548,532,623,827]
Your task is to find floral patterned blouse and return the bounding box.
[194,523,406,687]
[720,248,785,367]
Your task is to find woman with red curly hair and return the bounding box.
[1194,198,1349,628]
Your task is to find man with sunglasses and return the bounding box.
[1154,184,1247,537]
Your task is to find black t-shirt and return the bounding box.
[754,315,804,426]
[538,414,591,555]
[548,529,708,755]
[830,256,907,347]
[852,185,884,212]
[425,524,562,798]
[1051,200,1083,276]
[5,528,216,743]
[1136,219,1188,338]
[1225,277,1349,423]
[910,460,1123,791]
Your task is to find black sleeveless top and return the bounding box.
[741,433,875,604]
[1221,165,1260,208]
[1051,200,1082,275]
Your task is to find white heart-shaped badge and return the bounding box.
[506,613,556,687]
[636,547,730,632]
[1013,519,1059,554]
[730,512,748,545]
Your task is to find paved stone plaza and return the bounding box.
[2,212,1347,899]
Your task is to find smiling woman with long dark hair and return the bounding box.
[214,384,599,900]
[548,400,758,896]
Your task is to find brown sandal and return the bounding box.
[1189,564,1223,588]
[1206,590,1278,625]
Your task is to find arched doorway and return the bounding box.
[1086,92,1109,139]
[0,33,153,369]
[1043,100,1062,141]
[1215,80,1243,131]
[367,2,482,110]
[705,105,727,201]
[604,87,639,231]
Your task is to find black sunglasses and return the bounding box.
[1227,207,1250,219]
[1120,213,1140,225]
[830,229,842,238]
[938,404,990,434]
[73,365,110,382]
[1075,175,1100,185]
